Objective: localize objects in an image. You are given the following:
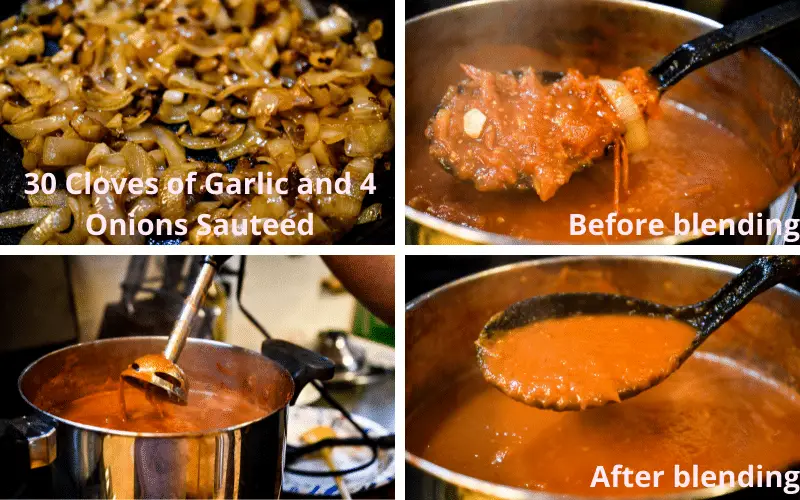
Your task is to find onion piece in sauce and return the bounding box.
[598,79,649,153]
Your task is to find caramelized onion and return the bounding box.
[20,206,70,244]
[26,67,70,103]
[42,136,96,167]
[178,123,245,149]
[218,123,266,162]
[84,89,135,111]
[177,38,227,58]
[92,191,140,245]
[0,0,393,245]
[121,142,156,179]
[4,115,69,140]
[167,70,219,98]
[152,126,187,168]
[54,195,91,244]
[157,96,209,124]
[0,207,50,228]
[70,113,108,141]
[0,25,45,65]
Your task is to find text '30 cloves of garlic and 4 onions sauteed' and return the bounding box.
[0,0,394,244]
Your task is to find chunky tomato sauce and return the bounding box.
[426,65,657,201]
[477,314,697,410]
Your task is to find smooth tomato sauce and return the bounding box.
[477,314,697,410]
[46,378,270,433]
[407,353,800,496]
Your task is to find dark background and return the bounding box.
[0,257,77,419]
[407,0,800,72]
[406,256,800,302]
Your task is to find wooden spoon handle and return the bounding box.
[649,0,800,92]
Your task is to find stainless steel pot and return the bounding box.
[405,256,800,499]
[2,337,333,499]
[405,0,800,245]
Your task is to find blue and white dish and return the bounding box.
[283,406,395,497]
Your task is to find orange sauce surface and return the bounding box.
[409,102,780,242]
[407,354,800,496]
[477,315,697,410]
[50,379,269,433]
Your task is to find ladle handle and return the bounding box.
[688,256,800,338]
[163,256,230,362]
[649,0,800,92]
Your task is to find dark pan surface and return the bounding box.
[0,0,395,245]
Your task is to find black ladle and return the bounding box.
[538,0,800,94]
[477,256,800,410]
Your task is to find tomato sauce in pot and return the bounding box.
[33,358,279,434]
[47,380,270,433]
[407,353,800,496]
[407,45,784,243]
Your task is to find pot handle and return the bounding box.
[261,339,335,404]
[0,415,57,497]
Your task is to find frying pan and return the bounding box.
[0,0,395,245]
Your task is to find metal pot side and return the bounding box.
[405,256,800,499]
[405,0,800,245]
[45,412,287,499]
[18,337,294,499]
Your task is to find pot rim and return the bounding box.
[405,255,800,499]
[405,0,800,246]
[18,336,294,438]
